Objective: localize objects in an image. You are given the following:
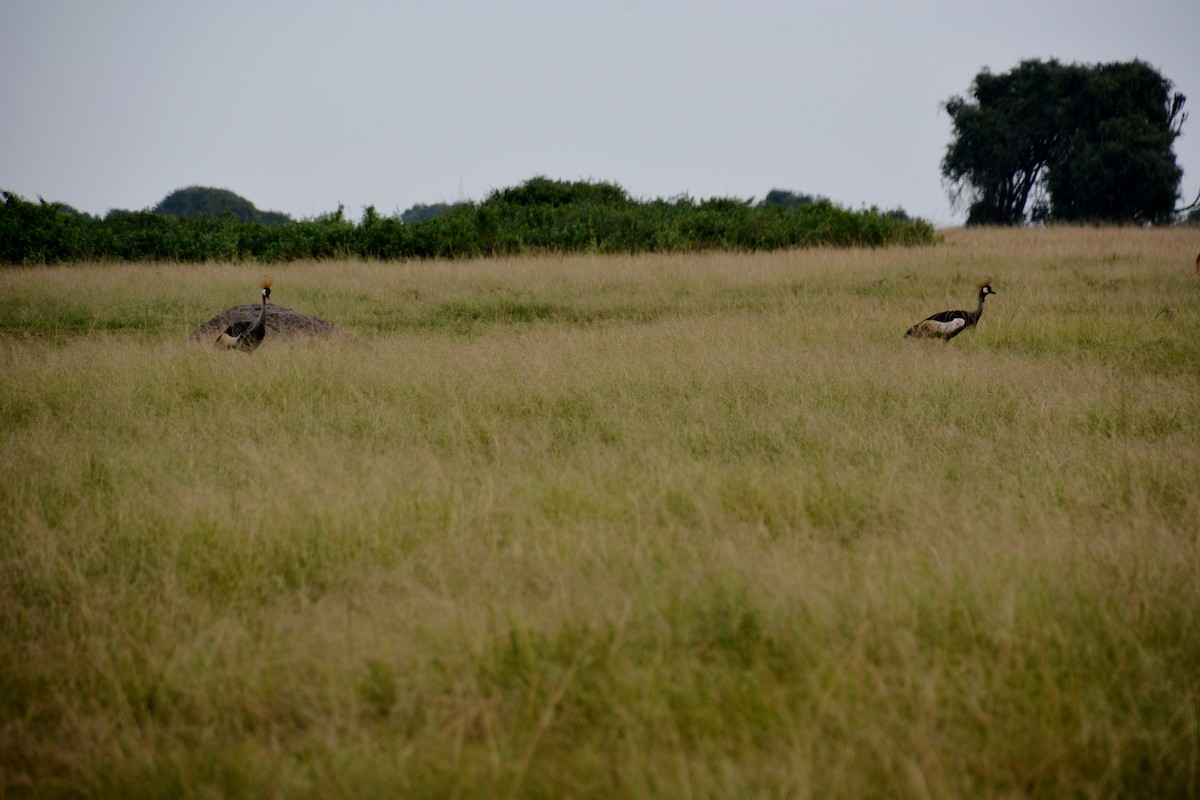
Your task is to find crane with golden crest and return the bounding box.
[216,278,272,351]
[905,278,997,341]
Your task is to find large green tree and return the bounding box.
[154,186,291,225]
[942,59,1186,225]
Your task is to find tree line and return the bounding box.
[5,55,1191,265]
[0,178,934,265]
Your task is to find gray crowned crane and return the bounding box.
[216,279,271,351]
[905,278,996,341]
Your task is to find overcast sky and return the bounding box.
[2,1,1197,226]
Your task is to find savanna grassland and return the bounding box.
[2,227,1198,798]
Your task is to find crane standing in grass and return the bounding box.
[216,278,272,351]
[906,278,996,341]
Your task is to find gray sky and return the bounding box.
[2,1,1197,226]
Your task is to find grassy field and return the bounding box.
[2,227,1198,798]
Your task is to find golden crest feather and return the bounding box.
[976,276,992,291]
[261,277,273,290]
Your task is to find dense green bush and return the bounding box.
[1,178,937,264]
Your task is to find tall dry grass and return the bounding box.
[1,227,1198,798]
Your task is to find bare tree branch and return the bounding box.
[1175,188,1200,214]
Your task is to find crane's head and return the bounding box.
[261,277,272,303]
[977,277,995,299]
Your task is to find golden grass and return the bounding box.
[1,227,1199,798]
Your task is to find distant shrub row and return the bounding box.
[1,178,937,264]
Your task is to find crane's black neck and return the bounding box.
[251,295,268,332]
[969,290,988,324]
